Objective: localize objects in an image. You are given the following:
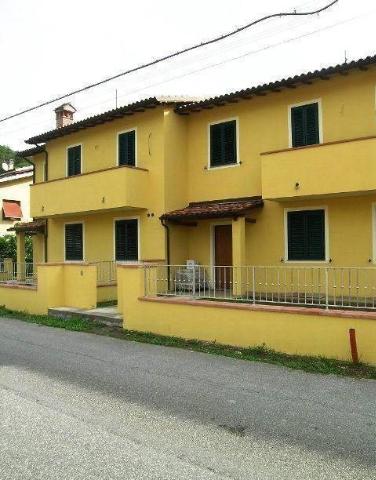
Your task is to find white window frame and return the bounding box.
[284,206,329,264]
[66,143,83,177]
[288,99,323,148]
[64,221,85,262]
[116,128,138,167]
[113,216,140,262]
[207,117,240,170]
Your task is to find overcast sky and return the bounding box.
[0,0,375,150]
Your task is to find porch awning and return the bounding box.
[3,200,22,219]
[7,219,46,234]
[160,196,263,222]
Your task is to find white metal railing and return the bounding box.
[144,264,376,311]
[91,260,117,285]
[0,261,37,286]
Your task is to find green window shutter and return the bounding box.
[305,103,319,146]
[67,145,81,176]
[210,120,237,167]
[291,103,319,147]
[115,219,138,261]
[288,210,325,261]
[118,131,136,166]
[65,224,83,261]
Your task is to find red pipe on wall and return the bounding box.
[349,328,359,364]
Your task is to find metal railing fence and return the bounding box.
[0,261,37,286]
[144,264,376,311]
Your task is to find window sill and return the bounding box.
[206,162,241,171]
[284,260,329,265]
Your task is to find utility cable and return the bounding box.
[0,0,339,124]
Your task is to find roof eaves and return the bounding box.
[175,54,376,114]
[25,97,162,144]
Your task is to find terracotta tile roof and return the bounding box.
[8,219,46,234]
[175,54,376,114]
[17,146,45,157]
[161,196,263,221]
[25,96,198,145]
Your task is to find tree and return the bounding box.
[0,235,33,263]
[0,145,28,172]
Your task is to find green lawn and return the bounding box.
[0,306,375,380]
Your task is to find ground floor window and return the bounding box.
[287,209,326,261]
[65,223,83,261]
[115,219,138,261]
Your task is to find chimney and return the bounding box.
[54,103,76,128]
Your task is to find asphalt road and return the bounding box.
[0,317,375,479]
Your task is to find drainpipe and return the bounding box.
[161,218,171,289]
[44,219,48,263]
[33,144,48,262]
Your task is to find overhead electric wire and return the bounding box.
[0,0,339,124]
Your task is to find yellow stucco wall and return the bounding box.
[185,69,376,203]
[0,264,99,314]
[118,265,376,365]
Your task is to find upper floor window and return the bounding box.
[209,119,237,168]
[65,223,84,261]
[118,130,136,167]
[290,102,320,148]
[67,145,82,177]
[287,209,326,261]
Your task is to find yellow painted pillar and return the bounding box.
[232,217,246,297]
[3,258,13,281]
[32,234,45,265]
[16,232,26,281]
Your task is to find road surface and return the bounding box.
[0,317,375,479]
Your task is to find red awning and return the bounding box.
[3,200,22,219]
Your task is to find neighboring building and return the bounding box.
[15,54,376,277]
[0,165,33,236]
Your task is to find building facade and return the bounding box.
[18,56,376,277]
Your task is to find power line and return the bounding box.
[0,0,338,124]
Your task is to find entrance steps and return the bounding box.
[48,306,123,328]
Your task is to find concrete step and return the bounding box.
[48,306,123,328]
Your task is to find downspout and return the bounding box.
[33,144,48,262]
[161,219,171,290]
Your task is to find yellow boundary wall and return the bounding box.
[0,263,97,314]
[118,264,376,365]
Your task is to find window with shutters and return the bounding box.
[65,223,84,261]
[118,130,136,167]
[67,145,82,177]
[209,119,238,168]
[287,209,326,261]
[115,219,139,261]
[290,102,320,148]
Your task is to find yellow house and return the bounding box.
[3,54,376,364]
[16,55,376,277]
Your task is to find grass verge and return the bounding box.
[0,306,375,380]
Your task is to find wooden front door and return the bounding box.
[214,225,233,289]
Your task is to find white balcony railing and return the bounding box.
[144,265,376,311]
